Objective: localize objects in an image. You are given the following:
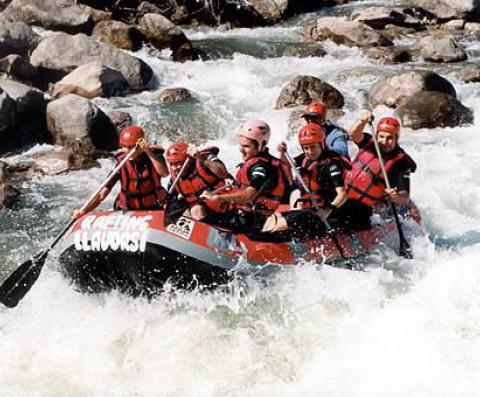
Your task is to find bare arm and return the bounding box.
[138,138,168,177]
[202,158,228,179]
[385,188,409,206]
[347,110,373,144]
[211,186,258,205]
[72,186,111,219]
[330,186,347,208]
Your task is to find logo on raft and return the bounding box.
[74,214,153,253]
[166,217,194,240]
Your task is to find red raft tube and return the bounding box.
[57,203,422,297]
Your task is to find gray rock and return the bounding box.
[107,111,132,131]
[0,79,45,116]
[416,0,480,21]
[395,91,473,129]
[46,94,117,152]
[0,21,39,58]
[282,43,327,58]
[350,6,407,30]
[0,87,16,135]
[361,46,413,64]
[415,34,467,63]
[369,70,456,109]
[465,22,480,34]
[247,0,289,24]
[303,16,393,47]
[2,0,93,34]
[30,33,153,91]
[275,75,344,109]
[0,54,37,81]
[138,13,190,53]
[0,160,19,208]
[92,20,144,51]
[456,65,480,83]
[51,62,130,99]
[154,87,192,103]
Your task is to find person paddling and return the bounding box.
[201,119,292,233]
[261,123,350,239]
[72,125,168,219]
[301,101,350,158]
[164,141,232,223]
[342,111,417,230]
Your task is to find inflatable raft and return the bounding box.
[57,204,421,297]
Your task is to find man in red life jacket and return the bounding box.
[301,101,350,158]
[263,123,350,238]
[201,119,291,233]
[342,111,416,229]
[72,125,168,219]
[164,141,232,223]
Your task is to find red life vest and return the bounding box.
[235,151,291,214]
[297,152,350,209]
[115,149,167,210]
[346,138,413,207]
[172,149,229,213]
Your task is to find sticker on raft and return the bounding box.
[166,217,194,240]
[74,214,153,252]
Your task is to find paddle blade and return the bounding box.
[399,239,413,259]
[0,253,47,308]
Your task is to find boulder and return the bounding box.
[456,65,480,83]
[416,0,480,21]
[275,75,344,109]
[0,161,19,208]
[30,33,153,91]
[395,91,473,129]
[247,0,289,24]
[6,145,100,175]
[138,13,189,51]
[2,0,94,34]
[154,87,192,103]
[415,34,467,63]
[0,54,37,81]
[107,111,132,131]
[0,21,39,58]
[369,70,456,109]
[92,20,144,51]
[465,22,480,35]
[282,43,327,57]
[303,16,393,47]
[361,46,413,64]
[51,62,130,99]
[0,80,45,116]
[350,6,408,30]
[0,80,50,153]
[0,87,16,135]
[46,94,117,152]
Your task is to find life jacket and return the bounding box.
[115,148,167,210]
[346,137,414,207]
[296,151,351,208]
[236,151,291,214]
[171,147,230,213]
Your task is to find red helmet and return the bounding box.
[119,125,144,148]
[376,117,400,137]
[239,119,271,151]
[166,142,188,164]
[298,123,326,147]
[302,101,326,118]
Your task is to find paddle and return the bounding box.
[283,151,351,266]
[369,122,413,259]
[163,157,192,225]
[0,146,140,308]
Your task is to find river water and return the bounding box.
[1,1,480,395]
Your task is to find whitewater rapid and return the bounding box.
[1,1,480,395]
